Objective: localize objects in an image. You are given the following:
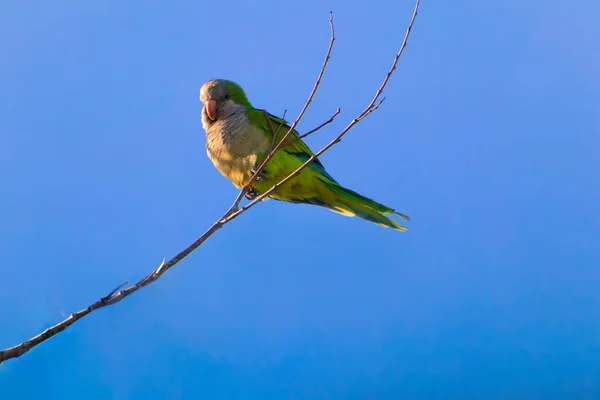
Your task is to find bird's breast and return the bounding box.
[205,116,270,188]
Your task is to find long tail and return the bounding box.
[308,179,410,231]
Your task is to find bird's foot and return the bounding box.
[245,187,259,200]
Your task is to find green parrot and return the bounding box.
[199,79,409,231]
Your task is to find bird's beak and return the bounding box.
[205,100,217,121]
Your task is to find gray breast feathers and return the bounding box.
[205,113,270,158]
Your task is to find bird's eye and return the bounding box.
[224,94,230,100]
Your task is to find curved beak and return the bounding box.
[205,100,217,121]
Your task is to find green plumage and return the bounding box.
[199,79,409,231]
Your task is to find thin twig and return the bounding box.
[274,109,288,139]
[264,109,280,150]
[265,109,288,153]
[0,1,420,364]
[283,108,341,147]
[245,12,336,190]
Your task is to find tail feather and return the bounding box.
[315,180,410,231]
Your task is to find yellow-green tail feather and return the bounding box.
[315,180,409,231]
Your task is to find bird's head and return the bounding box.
[199,79,252,123]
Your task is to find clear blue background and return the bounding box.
[1,0,599,398]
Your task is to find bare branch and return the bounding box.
[245,12,336,190]
[0,1,420,364]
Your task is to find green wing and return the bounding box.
[248,108,336,181]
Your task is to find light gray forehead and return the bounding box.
[200,81,227,100]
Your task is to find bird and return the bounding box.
[199,79,409,231]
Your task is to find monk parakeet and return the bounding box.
[199,79,409,231]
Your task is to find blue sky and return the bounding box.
[1,0,599,398]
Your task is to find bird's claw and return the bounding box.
[245,187,259,200]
